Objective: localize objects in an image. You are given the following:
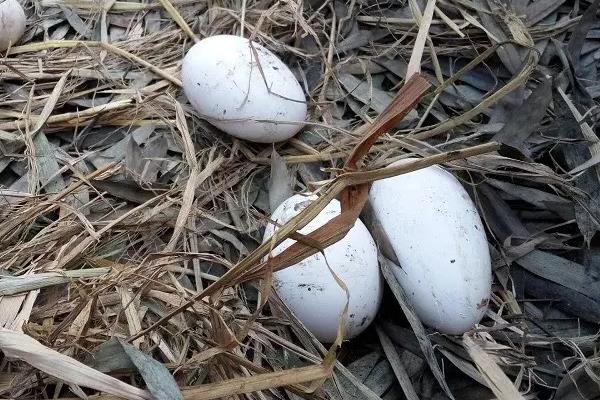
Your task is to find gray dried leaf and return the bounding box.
[400,350,425,378]
[269,149,293,212]
[68,97,112,108]
[380,256,455,399]
[374,58,408,79]
[90,180,157,204]
[117,339,183,400]
[145,11,161,33]
[438,58,497,91]
[59,6,92,38]
[380,323,423,358]
[32,132,65,194]
[303,62,323,92]
[493,77,552,157]
[336,364,383,400]
[438,91,463,109]
[86,337,135,373]
[515,250,600,300]
[141,135,168,183]
[338,59,386,75]
[296,162,325,187]
[514,266,600,322]
[567,0,600,76]
[210,229,248,256]
[125,136,144,177]
[339,350,392,398]
[50,23,70,40]
[485,178,574,220]
[109,26,127,42]
[376,326,419,400]
[474,0,525,74]
[478,184,531,261]
[89,125,155,169]
[534,13,558,57]
[582,247,600,281]
[450,84,486,105]
[361,201,400,264]
[8,174,29,193]
[10,160,26,177]
[347,352,381,382]
[363,358,395,396]
[337,29,390,53]
[346,97,369,120]
[338,74,393,113]
[525,0,564,26]
[551,91,600,241]
[555,359,600,400]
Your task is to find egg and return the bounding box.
[0,0,26,52]
[369,159,492,334]
[263,194,383,342]
[181,35,307,143]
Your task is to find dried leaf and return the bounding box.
[337,29,390,53]
[338,74,394,114]
[60,6,92,38]
[118,339,184,400]
[0,328,151,400]
[551,90,600,241]
[269,148,293,212]
[89,179,158,204]
[141,134,168,183]
[32,132,65,194]
[375,326,419,400]
[486,178,573,220]
[525,0,564,26]
[86,337,136,373]
[379,256,455,399]
[493,77,552,157]
[515,250,600,308]
[346,352,381,382]
[362,358,394,396]
[126,136,144,177]
[514,266,600,322]
[474,0,526,74]
[567,0,600,77]
[462,334,525,400]
[555,359,600,400]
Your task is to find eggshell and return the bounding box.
[181,35,307,143]
[369,159,492,334]
[263,194,383,342]
[0,0,26,52]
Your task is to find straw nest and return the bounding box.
[0,0,599,399]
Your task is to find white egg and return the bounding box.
[369,159,492,334]
[263,194,383,342]
[181,35,307,143]
[0,0,26,52]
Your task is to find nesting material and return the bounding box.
[0,1,598,399]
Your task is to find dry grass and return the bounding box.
[1,0,599,399]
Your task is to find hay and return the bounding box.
[1,0,599,399]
